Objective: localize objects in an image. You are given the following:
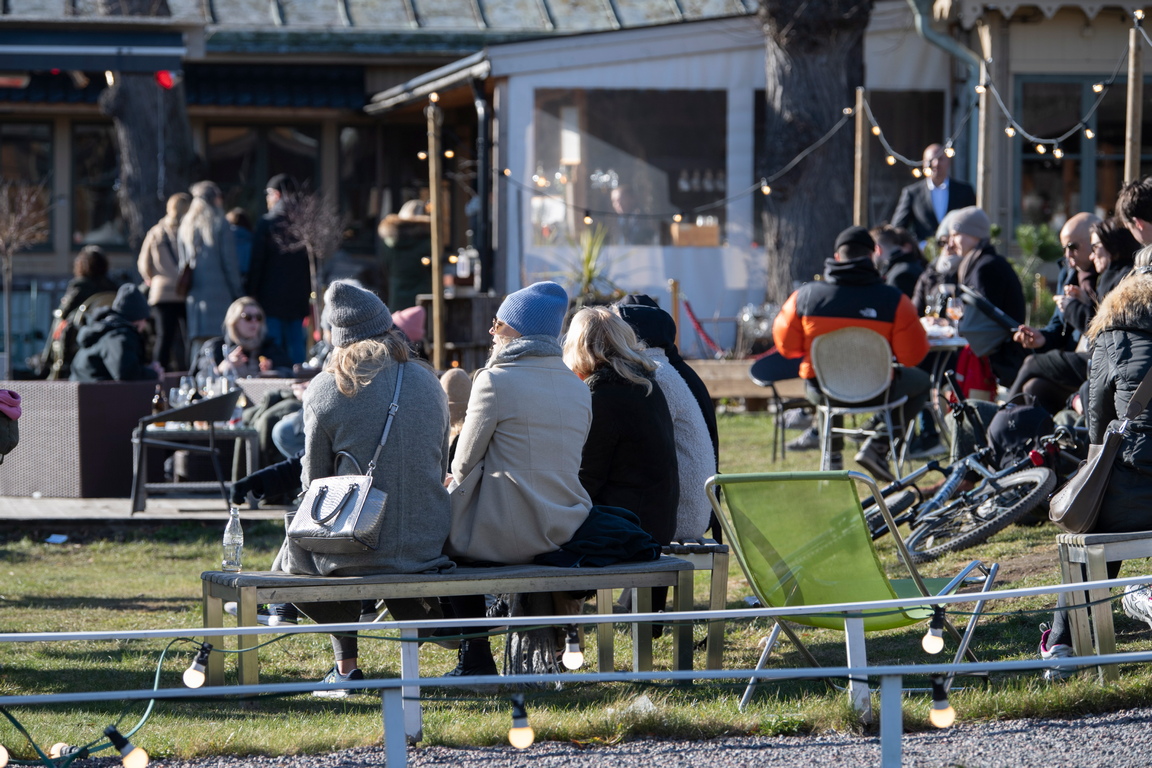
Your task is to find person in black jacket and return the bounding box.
[950,206,1027,386]
[246,174,311,364]
[871,224,925,299]
[891,144,978,244]
[1039,267,1152,676]
[69,284,163,382]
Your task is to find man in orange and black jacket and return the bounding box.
[773,225,930,481]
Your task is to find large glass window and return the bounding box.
[0,122,52,251]
[531,89,727,247]
[206,124,320,222]
[72,123,126,249]
[338,124,380,252]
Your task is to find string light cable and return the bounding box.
[862,97,975,171]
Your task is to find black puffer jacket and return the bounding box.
[69,308,158,382]
[1086,275,1152,533]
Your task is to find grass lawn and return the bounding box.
[2,411,1152,759]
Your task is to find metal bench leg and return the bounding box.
[706,550,729,670]
[399,627,422,743]
[596,588,614,672]
[1085,545,1119,683]
[632,588,653,673]
[130,428,147,514]
[381,689,408,768]
[202,581,225,687]
[236,587,260,686]
[673,569,694,672]
[844,616,872,724]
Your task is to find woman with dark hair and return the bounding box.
[191,296,292,380]
[60,245,117,319]
[1005,218,1138,414]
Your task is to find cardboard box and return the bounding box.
[671,223,720,247]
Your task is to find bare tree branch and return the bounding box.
[275,190,347,338]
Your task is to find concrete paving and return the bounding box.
[0,494,288,523]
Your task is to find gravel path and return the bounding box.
[100,707,1151,768]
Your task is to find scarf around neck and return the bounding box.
[488,335,563,365]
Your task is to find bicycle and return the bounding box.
[860,378,1072,562]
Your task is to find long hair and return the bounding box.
[223,296,267,351]
[165,192,191,229]
[325,330,412,397]
[1091,217,1139,268]
[1087,269,1152,341]
[180,181,222,248]
[563,306,655,394]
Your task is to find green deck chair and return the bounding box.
[706,470,998,721]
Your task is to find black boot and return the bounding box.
[447,638,498,677]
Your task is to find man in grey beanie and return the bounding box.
[444,280,594,678]
[950,205,1027,386]
[70,284,164,382]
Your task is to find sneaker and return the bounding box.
[781,409,812,430]
[906,432,947,460]
[827,452,843,471]
[1038,624,1076,681]
[786,426,820,451]
[855,438,895,483]
[223,602,298,626]
[1121,584,1152,630]
[312,666,366,698]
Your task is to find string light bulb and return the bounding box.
[0,744,8,768]
[886,155,896,166]
[104,71,116,87]
[944,145,956,158]
[922,607,945,654]
[974,84,986,94]
[672,213,683,223]
[49,744,88,761]
[871,125,881,136]
[1085,127,1096,140]
[417,151,428,161]
[428,92,439,103]
[49,744,70,759]
[502,168,511,176]
[842,107,853,115]
[760,179,771,195]
[1092,82,1105,93]
[420,257,431,266]
[508,694,535,749]
[912,168,923,178]
[928,675,956,728]
[183,643,212,689]
[582,211,593,226]
[1036,144,1047,155]
[1137,9,1146,22]
[1005,126,1016,137]
[444,149,455,159]
[104,727,148,768]
[1052,146,1064,159]
[561,626,584,670]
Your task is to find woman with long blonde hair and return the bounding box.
[178,180,242,353]
[562,305,679,545]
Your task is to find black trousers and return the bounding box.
[151,301,187,372]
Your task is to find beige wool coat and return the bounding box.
[137,220,182,305]
[447,338,593,564]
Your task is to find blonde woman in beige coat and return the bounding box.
[444,281,592,678]
[137,192,190,370]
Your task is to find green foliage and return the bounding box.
[550,224,623,306]
[1015,223,1065,264]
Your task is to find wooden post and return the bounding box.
[977,61,991,209]
[1126,21,1144,184]
[426,95,445,371]
[853,87,869,227]
[668,278,680,349]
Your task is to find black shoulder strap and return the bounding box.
[1123,363,1152,420]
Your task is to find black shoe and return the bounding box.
[855,437,895,483]
[447,639,499,678]
[312,666,366,698]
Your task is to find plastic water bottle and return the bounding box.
[222,506,243,572]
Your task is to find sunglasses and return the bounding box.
[240,312,264,322]
[1063,242,1079,252]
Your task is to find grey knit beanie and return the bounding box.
[496,281,569,338]
[948,206,991,241]
[324,281,393,348]
[113,283,149,323]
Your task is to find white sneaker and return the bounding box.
[786,426,820,451]
[1038,624,1076,681]
[1121,584,1152,630]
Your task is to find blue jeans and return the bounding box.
[266,316,306,365]
[272,410,305,460]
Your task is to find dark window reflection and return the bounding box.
[1,122,52,250]
[72,123,126,249]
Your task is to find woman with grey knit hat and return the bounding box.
[272,280,453,696]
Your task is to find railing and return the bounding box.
[3,575,1152,768]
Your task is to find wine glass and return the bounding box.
[946,297,963,322]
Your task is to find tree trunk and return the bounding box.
[759,1,872,304]
[96,0,195,251]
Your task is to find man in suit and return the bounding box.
[891,144,978,244]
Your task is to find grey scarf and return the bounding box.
[488,335,563,365]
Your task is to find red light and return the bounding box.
[51,68,60,75]
[1028,449,1045,467]
[154,70,174,89]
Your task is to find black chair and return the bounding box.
[748,352,810,462]
[130,389,243,513]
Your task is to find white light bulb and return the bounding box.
[929,702,956,728]
[871,125,881,136]
[886,155,896,166]
[1093,82,1104,93]
[49,743,70,759]
[122,745,149,768]
[1085,128,1096,139]
[1005,126,1016,137]
[583,214,593,226]
[974,84,986,94]
[508,725,535,749]
[1053,147,1064,159]
[183,666,206,688]
[912,168,923,178]
[1036,144,1047,154]
[944,146,956,158]
[0,744,8,768]
[562,648,584,670]
[922,627,945,654]
[760,183,771,196]
[105,71,115,87]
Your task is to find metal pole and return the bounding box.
[1126,21,1144,184]
[381,688,407,767]
[426,95,445,370]
[879,675,903,767]
[853,87,869,227]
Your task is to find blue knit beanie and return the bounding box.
[496,281,569,338]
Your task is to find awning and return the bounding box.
[0,29,185,72]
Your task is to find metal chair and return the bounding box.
[130,389,243,513]
[748,352,810,462]
[809,327,909,475]
[706,470,998,722]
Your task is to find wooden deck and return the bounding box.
[0,494,289,523]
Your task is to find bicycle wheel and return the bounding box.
[863,488,919,539]
[904,466,1056,563]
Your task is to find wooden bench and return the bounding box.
[201,556,697,688]
[663,538,729,669]
[1057,529,1152,682]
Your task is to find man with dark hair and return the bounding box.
[773,226,931,481]
[870,224,925,298]
[891,144,978,244]
[1118,177,1152,245]
[246,174,311,364]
